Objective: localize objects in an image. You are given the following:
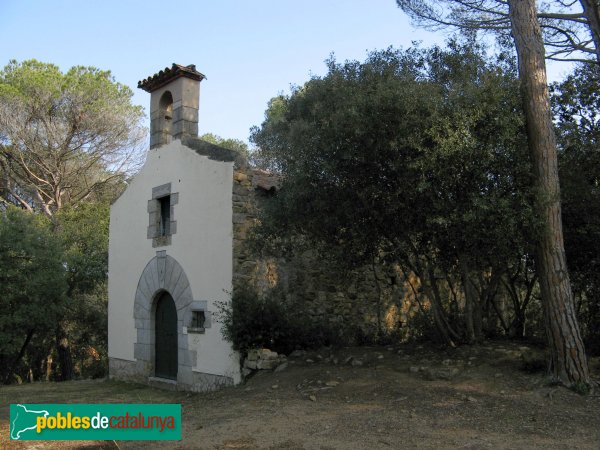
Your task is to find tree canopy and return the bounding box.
[395,0,593,389]
[0,59,145,216]
[200,132,250,157]
[396,0,600,64]
[552,63,600,355]
[251,40,536,346]
[0,207,66,382]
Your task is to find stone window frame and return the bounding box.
[147,183,178,248]
[184,301,212,334]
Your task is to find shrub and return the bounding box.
[217,288,336,355]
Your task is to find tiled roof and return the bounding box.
[138,64,205,92]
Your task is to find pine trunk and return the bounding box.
[580,0,600,63]
[509,0,591,386]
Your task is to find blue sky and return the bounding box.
[0,0,573,145]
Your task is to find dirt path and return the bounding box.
[2,342,600,449]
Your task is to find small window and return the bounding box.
[158,196,171,236]
[189,311,206,333]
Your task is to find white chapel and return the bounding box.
[108,64,244,391]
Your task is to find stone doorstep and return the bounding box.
[148,376,178,391]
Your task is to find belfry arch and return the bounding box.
[158,91,174,145]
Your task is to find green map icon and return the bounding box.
[10,404,49,440]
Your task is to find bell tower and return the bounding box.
[138,64,205,149]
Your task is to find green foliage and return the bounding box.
[57,203,109,293]
[69,281,108,379]
[251,39,538,344]
[0,201,110,383]
[252,39,533,270]
[552,63,600,355]
[0,59,144,215]
[252,45,435,265]
[401,308,439,343]
[199,133,250,158]
[0,59,141,117]
[56,203,110,378]
[217,289,336,355]
[570,381,592,396]
[0,207,67,382]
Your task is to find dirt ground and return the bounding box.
[2,341,600,449]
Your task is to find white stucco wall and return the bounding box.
[108,139,239,382]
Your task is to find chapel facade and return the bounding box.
[107,64,246,391]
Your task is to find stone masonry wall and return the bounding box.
[232,165,416,341]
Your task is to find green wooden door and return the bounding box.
[155,292,178,379]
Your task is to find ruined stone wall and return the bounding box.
[232,166,418,341]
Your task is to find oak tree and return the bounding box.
[252,42,533,346]
[0,207,66,383]
[553,63,600,356]
[396,0,591,390]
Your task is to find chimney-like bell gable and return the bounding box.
[139,64,206,149]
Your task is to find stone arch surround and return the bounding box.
[109,251,233,391]
[133,251,195,380]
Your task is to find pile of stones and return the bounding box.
[243,348,287,377]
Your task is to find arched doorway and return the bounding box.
[155,292,178,379]
[133,254,199,385]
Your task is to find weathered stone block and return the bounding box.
[182,349,197,367]
[256,359,279,370]
[244,360,257,370]
[246,349,260,361]
[178,333,188,349]
[172,275,189,302]
[110,358,145,382]
[178,366,194,386]
[234,172,248,182]
[152,183,171,199]
[233,183,249,195]
[157,256,166,287]
[134,343,151,361]
[175,285,193,308]
[137,328,152,345]
[147,199,158,213]
[166,262,183,293]
[134,302,150,321]
[232,213,246,224]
